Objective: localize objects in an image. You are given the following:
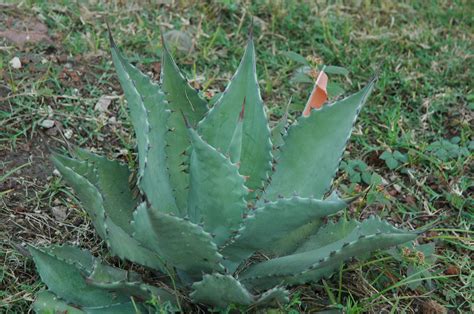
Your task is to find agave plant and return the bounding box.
[29,28,418,313]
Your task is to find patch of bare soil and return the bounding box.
[1,134,59,243]
[0,5,53,47]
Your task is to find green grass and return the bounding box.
[1,0,472,312]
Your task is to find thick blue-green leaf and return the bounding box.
[161,39,208,212]
[221,193,346,272]
[30,245,170,312]
[198,37,272,196]
[132,203,224,275]
[270,103,289,152]
[51,156,165,271]
[86,280,175,305]
[29,246,129,307]
[109,34,178,215]
[42,245,96,273]
[190,274,290,308]
[187,128,247,246]
[226,107,244,164]
[262,79,375,201]
[32,291,149,314]
[190,274,253,308]
[32,291,84,314]
[239,217,416,290]
[51,155,107,239]
[253,287,290,307]
[72,149,137,233]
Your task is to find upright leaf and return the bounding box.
[270,101,290,152]
[263,79,375,201]
[109,32,178,215]
[161,39,208,212]
[198,37,272,195]
[225,102,245,164]
[187,128,248,246]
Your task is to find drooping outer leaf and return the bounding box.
[262,79,376,201]
[198,37,272,196]
[132,203,224,275]
[30,245,171,312]
[86,264,175,305]
[221,194,347,272]
[33,291,84,314]
[84,257,174,304]
[161,39,208,212]
[187,128,248,246]
[239,217,417,290]
[28,246,129,307]
[33,291,149,314]
[51,155,166,271]
[109,33,178,215]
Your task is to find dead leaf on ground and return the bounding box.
[444,265,460,276]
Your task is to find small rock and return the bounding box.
[116,148,129,157]
[9,57,22,69]
[95,95,113,112]
[393,184,402,192]
[64,128,73,139]
[163,30,194,54]
[51,206,68,222]
[40,119,55,128]
[53,169,61,176]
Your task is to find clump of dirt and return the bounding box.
[0,5,53,47]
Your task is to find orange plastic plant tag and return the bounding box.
[302,70,328,117]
